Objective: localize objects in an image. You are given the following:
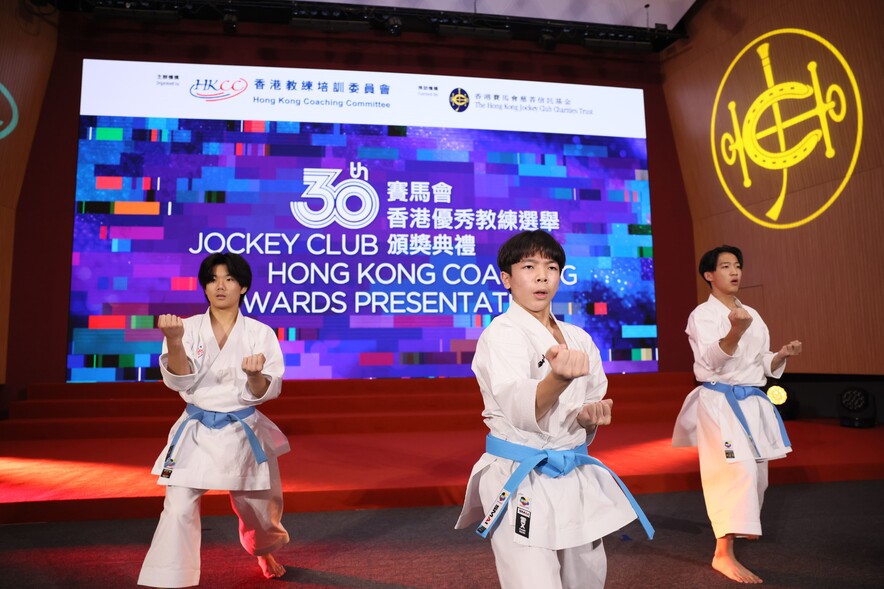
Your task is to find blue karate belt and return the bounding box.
[476,434,654,540]
[165,404,268,465]
[702,382,792,457]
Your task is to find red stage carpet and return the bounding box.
[2,373,883,524]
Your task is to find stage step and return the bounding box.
[6,392,482,419]
[21,378,481,400]
[0,409,482,439]
[3,419,883,525]
[6,371,876,527]
[0,373,696,440]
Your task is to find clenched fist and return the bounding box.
[727,306,753,336]
[242,353,267,377]
[546,344,589,382]
[778,340,802,357]
[577,399,613,428]
[158,314,185,342]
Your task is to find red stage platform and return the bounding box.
[2,373,882,524]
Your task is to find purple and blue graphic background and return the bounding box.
[68,116,656,381]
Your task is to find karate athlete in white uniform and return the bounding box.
[456,230,653,589]
[672,245,801,584]
[138,252,290,588]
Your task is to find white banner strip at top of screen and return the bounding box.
[80,59,646,138]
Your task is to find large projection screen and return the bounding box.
[68,59,656,382]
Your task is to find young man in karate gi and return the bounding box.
[456,230,653,589]
[673,245,802,584]
[138,252,290,587]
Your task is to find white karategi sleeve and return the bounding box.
[158,319,199,399]
[239,321,284,405]
[473,320,547,435]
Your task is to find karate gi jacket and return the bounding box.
[149,309,290,490]
[455,302,637,549]
[673,295,792,462]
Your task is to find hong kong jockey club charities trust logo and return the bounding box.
[449,88,469,112]
[711,28,862,229]
[190,77,249,101]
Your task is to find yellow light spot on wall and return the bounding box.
[710,29,862,229]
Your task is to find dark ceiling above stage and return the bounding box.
[35,0,698,52]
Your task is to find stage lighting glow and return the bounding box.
[766,382,798,420]
[0,457,162,503]
[766,385,788,405]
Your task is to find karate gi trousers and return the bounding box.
[137,454,288,588]
[490,531,606,589]
[697,401,768,539]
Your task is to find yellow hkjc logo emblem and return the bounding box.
[711,29,862,229]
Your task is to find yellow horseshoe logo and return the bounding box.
[711,29,862,229]
[742,80,819,170]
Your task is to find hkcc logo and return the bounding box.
[190,78,249,101]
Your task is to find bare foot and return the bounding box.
[712,553,763,583]
[258,553,286,579]
[713,535,762,583]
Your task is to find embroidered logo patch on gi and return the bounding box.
[519,495,530,508]
[476,489,510,535]
[161,446,176,477]
[516,506,531,538]
[724,440,735,459]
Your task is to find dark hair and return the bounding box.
[698,245,743,286]
[198,252,253,300]
[497,230,566,275]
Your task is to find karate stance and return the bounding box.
[456,230,653,589]
[673,245,801,584]
[138,252,290,587]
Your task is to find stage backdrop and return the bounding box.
[6,13,696,402]
[70,59,656,381]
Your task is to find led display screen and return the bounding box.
[68,59,657,381]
